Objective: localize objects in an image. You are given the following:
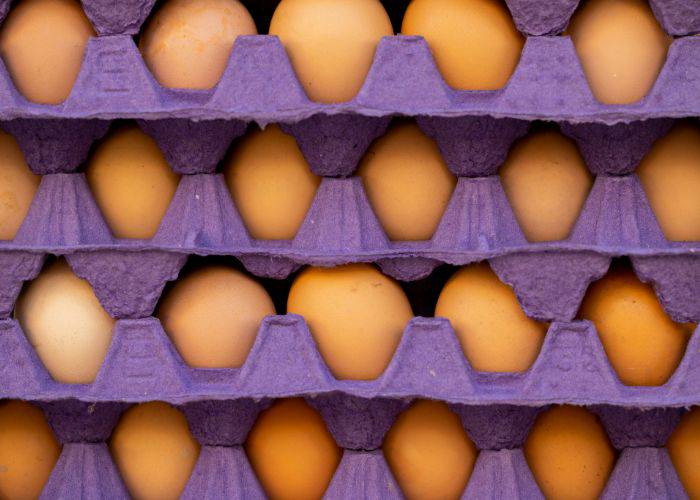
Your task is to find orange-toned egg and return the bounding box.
[383,400,477,499]
[578,264,695,386]
[269,0,393,103]
[0,130,40,240]
[86,125,180,239]
[500,128,593,242]
[0,400,61,499]
[110,402,200,500]
[157,265,275,368]
[667,407,700,498]
[567,0,671,104]
[435,263,547,372]
[246,398,341,500]
[224,125,321,240]
[524,405,616,500]
[139,0,257,89]
[637,121,700,241]
[358,121,456,241]
[287,264,413,380]
[0,0,94,104]
[15,259,115,384]
[401,0,524,90]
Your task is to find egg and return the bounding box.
[0,400,61,499]
[578,264,695,386]
[357,121,456,241]
[110,402,200,500]
[85,124,180,239]
[383,400,477,499]
[567,0,671,105]
[401,0,524,90]
[499,127,593,242]
[15,258,115,384]
[245,398,341,500]
[139,0,257,89]
[0,0,94,104]
[287,264,413,380]
[637,121,700,241]
[0,130,40,240]
[667,407,700,498]
[224,125,321,240]
[524,405,616,500]
[156,265,275,368]
[269,0,393,103]
[435,263,547,373]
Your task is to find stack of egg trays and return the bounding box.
[0,0,697,497]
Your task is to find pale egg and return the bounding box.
[0,130,40,240]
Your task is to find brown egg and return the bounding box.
[287,264,413,380]
[401,0,524,90]
[357,121,456,241]
[0,400,61,499]
[567,0,671,104]
[435,263,547,373]
[15,259,115,384]
[139,0,257,89]
[0,0,94,104]
[0,130,40,240]
[667,407,700,498]
[86,125,180,239]
[524,405,616,500]
[269,0,393,103]
[578,264,695,386]
[246,398,341,500]
[383,400,477,499]
[500,128,593,242]
[224,125,321,240]
[110,402,200,500]
[157,265,275,368]
[637,121,700,241]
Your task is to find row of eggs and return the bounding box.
[2,397,700,500]
[0,0,681,105]
[0,118,699,244]
[16,257,696,386]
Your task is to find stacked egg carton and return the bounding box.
[0,0,698,497]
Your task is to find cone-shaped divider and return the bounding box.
[452,404,541,450]
[0,319,54,397]
[377,257,442,282]
[504,0,578,35]
[0,251,44,317]
[601,448,687,499]
[82,0,157,35]
[181,399,269,447]
[649,1,700,35]
[648,37,700,111]
[463,449,544,499]
[592,406,682,449]
[40,400,128,444]
[324,450,403,500]
[666,324,700,401]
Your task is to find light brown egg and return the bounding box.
[269,0,393,103]
[110,402,200,500]
[86,124,180,239]
[157,265,275,368]
[15,259,115,384]
[401,0,524,90]
[524,405,616,500]
[357,121,456,241]
[435,263,547,373]
[500,128,593,242]
[578,264,695,386]
[0,400,61,499]
[667,407,700,499]
[287,264,413,380]
[246,398,341,500]
[139,0,257,89]
[383,400,477,500]
[0,0,94,104]
[224,125,321,240]
[637,121,700,241]
[0,130,40,240]
[567,0,671,105]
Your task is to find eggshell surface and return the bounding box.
[435,263,547,373]
[0,130,40,240]
[245,398,341,500]
[667,407,700,499]
[157,265,275,368]
[15,259,115,384]
[287,264,413,380]
[140,0,257,89]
